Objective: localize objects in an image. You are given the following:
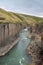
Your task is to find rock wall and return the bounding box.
[29,23,43,34]
[27,23,43,65]
[0,23,22,47]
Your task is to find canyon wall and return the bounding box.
[0,23,22,47]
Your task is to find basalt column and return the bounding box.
[0,24,3,47]
[5,23,9,42]
[0,24,6,47]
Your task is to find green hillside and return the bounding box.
[0,8,43,25]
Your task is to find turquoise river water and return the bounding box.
[0,28,32,65]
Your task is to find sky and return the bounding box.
[0,0,43,17]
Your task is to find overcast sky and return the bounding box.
[0,0,43,17]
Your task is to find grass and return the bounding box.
[0,8,43,25]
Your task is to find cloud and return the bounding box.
[0,0,43,17]
[0,6,8,10]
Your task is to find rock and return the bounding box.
[27,34,43,65]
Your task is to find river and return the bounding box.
[0,28,32,65]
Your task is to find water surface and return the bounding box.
[0,28,31,65]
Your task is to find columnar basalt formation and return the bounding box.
[0,23,24,56]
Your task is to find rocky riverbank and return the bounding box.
[27,23,43,65]
[27,33,42,65]
[0,37,20,56]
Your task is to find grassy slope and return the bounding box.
[0,8,43,25]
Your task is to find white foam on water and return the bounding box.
[22,57,25,60]
[19,57,25,65]
[19,58,23,65]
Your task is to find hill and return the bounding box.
[0,8,43,25]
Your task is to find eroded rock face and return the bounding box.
[29,23,43,34]
[27,23,43,65]
[27,34,43,65]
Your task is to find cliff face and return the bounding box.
[35,23,43,34]
[27,23,43,65]
[29,23,43,34]
[0,23,23,47]
[0,23,24,56]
